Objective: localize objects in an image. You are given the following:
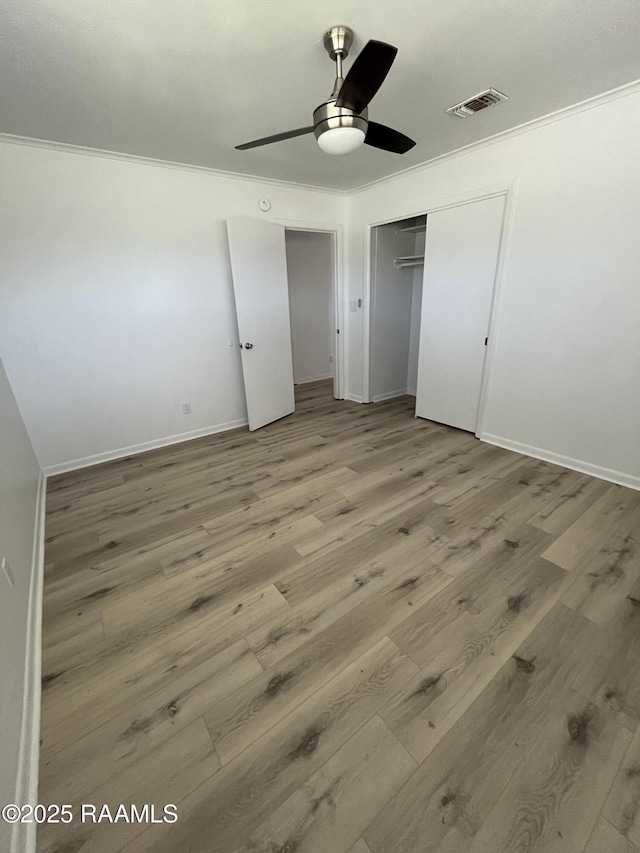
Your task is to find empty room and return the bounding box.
[2,1,640,852]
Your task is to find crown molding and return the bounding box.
[1,77,639,197]
[349,77,640,194]
[0,133,346,196]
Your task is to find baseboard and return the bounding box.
[372,389,408,403]
[480,433,640,491]
[294,374,333,385]
[345,393,363,403]
[11,472,46,853]
[42,419,249,476]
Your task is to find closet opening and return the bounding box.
[369,214,426,404]
[367,194,507,435]
[284,228,338,399]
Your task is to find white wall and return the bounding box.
[285,230,334,384]
[0,142,344,472]
[346,87,640,486]
[0,360,42,853]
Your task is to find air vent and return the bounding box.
[446,88,509,118]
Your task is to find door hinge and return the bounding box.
[484,337,488,346]
[337,329,340,334]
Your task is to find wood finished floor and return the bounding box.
[39,380,640,853]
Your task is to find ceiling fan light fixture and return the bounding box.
[236,28,415,156]
[317,126,366,155]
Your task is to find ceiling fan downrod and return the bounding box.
[324,26,353,95]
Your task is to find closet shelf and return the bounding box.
[397,224,427,234]
[394,254,425,270]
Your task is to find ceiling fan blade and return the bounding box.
[365,121,416,154]
[235,126,314,151]
[335,40,398,113]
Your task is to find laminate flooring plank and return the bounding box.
[40,639,261,804]
[460,598,640,853]
[567,597,640,730]
[119,638,418,853]
[348,840,374,853]
[292,473,441,559]
[390,523,556,664]
[204,562,449,766]
[38,718,219,853]
[542,485,640,571]
[250,537,440,668]
[562,504,640,625]
[44,524,212,593]
[425,459,574,543]
[334,431,476,496]
[99,542,303,642]
[41,584,288,717]
[41,631,261,756]
[45,476,130,527]
[161,514,323,577]
[92,485,259,544]
[386,529,568,762]
[42,551,166,627]
[250,429,407,497]
[199,466,356,545]
[366,605,595,853]
[425,465,586,578]
[463,693,631,853]
[430,446,527,508]
[604,709,640,845]
[277,501,447,610]
[47,466,137,497]
[528,474,612,535]
[583,818,639,853]
[235,716,416,853]
[41,609,104,669]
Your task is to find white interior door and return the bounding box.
[415,195,505,432]
[226,216,295,431]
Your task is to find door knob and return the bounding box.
[244,343,254,350]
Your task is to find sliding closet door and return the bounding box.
[415,195,505,432]
[227,217,295,431]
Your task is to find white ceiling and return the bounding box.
[2,0,640,191]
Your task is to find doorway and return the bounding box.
[285,228,339,399]
[226,217,343,431]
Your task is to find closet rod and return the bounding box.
[394,255,425,270]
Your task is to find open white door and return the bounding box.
[415,195,505,432]
[227,216,295,431]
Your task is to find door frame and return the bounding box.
[362,178,518,438]
[276,218,345,400]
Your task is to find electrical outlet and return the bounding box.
[182,403,192,415]
[2,557,15,588]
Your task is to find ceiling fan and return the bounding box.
[236,26,416,157]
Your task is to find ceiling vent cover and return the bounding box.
[446,88,509,118]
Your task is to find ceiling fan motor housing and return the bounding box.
[313,101,368,140]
